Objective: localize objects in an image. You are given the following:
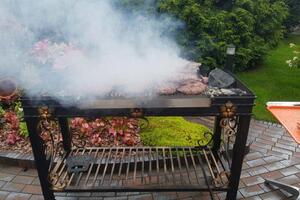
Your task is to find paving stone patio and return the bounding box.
[0,117,300,200]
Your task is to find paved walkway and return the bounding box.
[0,117,300,200]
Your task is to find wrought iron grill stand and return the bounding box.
[21,75,255,200]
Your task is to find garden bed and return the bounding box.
[0,87,211,156]
[0,97,210,154]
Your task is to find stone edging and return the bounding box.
[0,151,35,168]
[0,118,284,169]
[252,119,283,128]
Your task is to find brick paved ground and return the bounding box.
[0,117,300,200]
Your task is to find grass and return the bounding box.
[140,117,211,146]
[237,35,300,122]
[139,36,300,146]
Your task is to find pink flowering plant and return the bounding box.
[0,39,141,148]
[0,98,141,147]
[70,117,140,147]
[32,39,79,70]
[0,100,28,146]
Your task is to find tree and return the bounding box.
[158,0,288,71]
[116,0,289,71]
[284,0,300,30]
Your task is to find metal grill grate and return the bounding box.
[50,147,229,195]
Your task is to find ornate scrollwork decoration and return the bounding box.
[130,108,144,118]
[139,117,149,130]
[38,106,53,119]
[37,106,67,189]
[219,101,238,137]
[71,132,87,148]
[49,172,67,191]
[197,132,214,148]
[185,131,213,148]
[129,108,149,130]
[37,106,56,164]
[219,102,238,167]
[220,117,238,137]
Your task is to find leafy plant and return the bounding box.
[116,0,289,71]
[0,95,28,144]
[284,0,300,31]
[70,117,140,146]
[19,122,29,137]
[0,105,5,117]
[14,101,24,119]
[2,110,21,145]
[158,0,288,71]
[0,105,5,125]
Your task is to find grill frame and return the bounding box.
[50,147,229,193]
[21,71,255,200]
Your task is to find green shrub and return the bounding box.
[284,0,300,31]
[115,0,289,71]
[158,0,288,71]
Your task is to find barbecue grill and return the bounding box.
[20,69,255,200]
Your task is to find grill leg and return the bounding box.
[265,179,300,199]
[226,115,251,200]
[212,116,222,156]
[58,117,71,153]
[24,116,56,200]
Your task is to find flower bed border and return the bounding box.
[0,118,283,169]
[0,151,35,168]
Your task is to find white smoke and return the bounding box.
[0,0,190,103]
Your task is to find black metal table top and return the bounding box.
[20,75,255,118]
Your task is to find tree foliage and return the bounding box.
[284,0,300,30]
[158,0,288,71]
[115,0,289,71]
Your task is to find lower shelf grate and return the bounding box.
[49,147,229,193]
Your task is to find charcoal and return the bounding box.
[208,68,235,88]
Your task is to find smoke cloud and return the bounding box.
[0,0,190,103]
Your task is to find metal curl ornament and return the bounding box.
[70,131,87,148]
[219,101,238,137]
[37,106,55,165]
[130,108,144,118]
[49,172,67,191]
[129,108,149,130]
[139,117,149,130]
[38,106,54,119]
[220,117,238,137]
[197,132,214,148]
[37,105,66,189]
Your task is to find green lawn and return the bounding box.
[237,35,300,122]
[139,36,300,146]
